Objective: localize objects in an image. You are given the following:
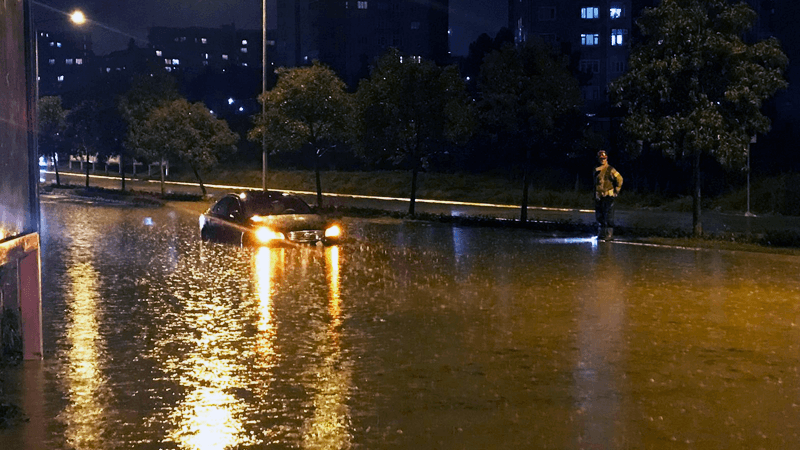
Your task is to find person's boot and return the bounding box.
[605,227,614,241]
[598,226,606,241]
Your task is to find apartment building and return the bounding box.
[277,0,450,88]
[508,0,636,112]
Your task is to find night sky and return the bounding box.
[35,0,507,56]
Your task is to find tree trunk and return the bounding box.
[159,159,165,196]
[315,154,323,208]
[120,155,126,191]
[54,152,60,186]
[84,150,90,188]
[692,147,703,237]
[520,148,531,222]
[410,163,419,216]
[191,164,207,197]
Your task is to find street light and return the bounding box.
[33,8,87,182]
[261,0,268,191]
[69,10,86,25]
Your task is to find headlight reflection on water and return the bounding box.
[301,245,353,448]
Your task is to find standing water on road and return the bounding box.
[2,198,800,449]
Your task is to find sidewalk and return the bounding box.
[43,170,800,242]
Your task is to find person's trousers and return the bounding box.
[595,196,615,229]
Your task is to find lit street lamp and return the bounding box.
[70,10,86,25]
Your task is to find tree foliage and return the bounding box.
[355,48,475,215]
[119,73,181,160]
[478,37,584,221]
[610,0,788,235]
[140,99,238,195]
[250,61,354,206]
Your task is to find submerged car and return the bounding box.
[199,191,342,247]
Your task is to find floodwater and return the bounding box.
[3,198,800,449]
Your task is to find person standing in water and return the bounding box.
[594,150,623,241]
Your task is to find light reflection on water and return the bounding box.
[5,200,800,449]
[301,245,352,449]
[63,260,108,449]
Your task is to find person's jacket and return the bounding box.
[594,163,623,199]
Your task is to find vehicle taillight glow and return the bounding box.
[255,227,285,243]
[325,225,341,238]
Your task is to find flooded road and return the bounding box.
[3,198,800,449]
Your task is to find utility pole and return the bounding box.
[261,0,268,191]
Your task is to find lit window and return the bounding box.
[242,63,248,67]
[48,59,55,65]
[222,54,229,60]
[358,1,368,9]
[538,7,556,21]
[165,67,172,72]
[172,59,180,65]
[610,4,624,19]
[581,34,599,46]
[56,42,62,48]
[579,60,600,73]
[75,58,82,65]
[411,21,420,30]
[202,61,209,66]
[106,67,111,73]
[242,39,248,45]
[155,50,162,57]
[204,53,209,59]
[66,59,73,65]
[241,47,248,53]
[57,75,64,82]
[201,38,207,44]
[611,29,627,46]
[164,59,171,65]
[581,7,599,19]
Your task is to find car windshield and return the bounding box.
[244,194,313,216]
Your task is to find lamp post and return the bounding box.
[261,0,268,191]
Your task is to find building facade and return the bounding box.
[147,25,270,76]
[37,28,94,97]
[508,0,634,112]
[277,0,450,88]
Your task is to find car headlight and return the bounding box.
[324,224,342,238]
[255,227,285,243]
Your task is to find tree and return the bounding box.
[356,48,475,215]
[478,38,583,222]
[249,61,353,207]
[64,100,104,188]
[119,73,181,191]
[139,99,238,196]
[38,96,68,185]
[610,0,788,236]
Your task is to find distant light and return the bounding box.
[238,106,244,112]
[209,110,214,115]
[143,217,154,226]
[228,98,235,105]
[70,10,86,25]
[465,76,470,82]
